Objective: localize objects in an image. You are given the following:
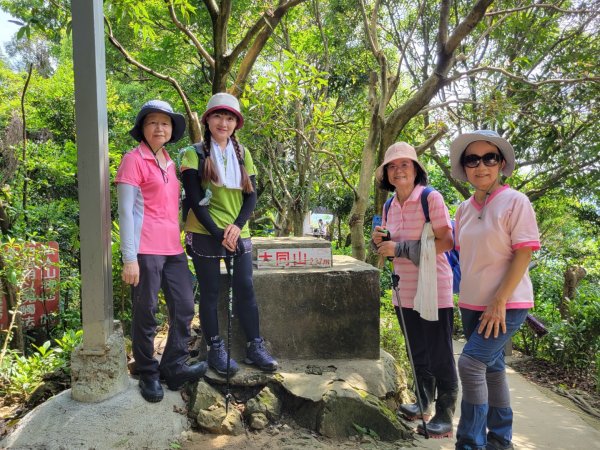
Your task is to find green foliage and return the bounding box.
[513,259,600,389]
[0,329,81,400]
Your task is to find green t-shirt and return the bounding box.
[179,145,256,238]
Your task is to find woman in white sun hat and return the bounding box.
[179,93,278,378]
[450,130,540,450]
[372,142,458,438]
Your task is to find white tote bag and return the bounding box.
[413,222,438,321]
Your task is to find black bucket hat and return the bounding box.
[129,100,186,143]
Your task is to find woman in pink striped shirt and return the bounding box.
[372,142,457,438]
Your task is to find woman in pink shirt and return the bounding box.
[450,130,540,450]
[116,100,207,403]
[372,142,457,438]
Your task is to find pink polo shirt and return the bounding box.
[383,185,454,309]
[455,185,540,311]
[115,142,184,256]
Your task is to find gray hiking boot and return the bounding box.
[244,337,278,372]
[207,336,239,376]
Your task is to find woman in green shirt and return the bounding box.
[180,93,277,376]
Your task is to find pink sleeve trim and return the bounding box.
[512,241,541,251]
[506,302,534,310]
[459,301,534,311]
[457,302,486,311]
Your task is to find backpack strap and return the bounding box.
[383,196,394,226]
[420,186,435,223]
[191,142,207,178]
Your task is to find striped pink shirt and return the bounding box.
[455,185,540,311]
[383,185,454,309]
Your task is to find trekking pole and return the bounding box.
[225,252,235,415]
[388,260,429,438]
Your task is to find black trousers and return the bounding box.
[131,253,195,380]
[189,250,260,343]
[395,306,458,390]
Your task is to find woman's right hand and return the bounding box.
[122,261,140,286]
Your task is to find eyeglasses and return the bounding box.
[462,152,503,168]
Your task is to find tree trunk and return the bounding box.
[560,265,587,319]
[291,209,304,237]
[0,202,11,236]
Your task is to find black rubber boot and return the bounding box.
[418,386,458,438]
[486,433,514,450]
[398,375,435,421]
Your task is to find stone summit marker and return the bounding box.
[190,236,411,441]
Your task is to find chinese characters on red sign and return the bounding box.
[256,247,332,269]
[0,242,60,330]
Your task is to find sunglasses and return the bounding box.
[462,152,503,168]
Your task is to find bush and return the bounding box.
[0,329,82,401]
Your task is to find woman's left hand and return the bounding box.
[478,299,507,339]
[223,224,241,252]
[376,240,396,257]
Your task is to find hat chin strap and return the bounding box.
[142,137,167,154]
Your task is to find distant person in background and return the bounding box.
[372,142,458,438]
[180,93,278,376]
[450,130,540,450]
[318,219,326,238]
[116,100,207,403]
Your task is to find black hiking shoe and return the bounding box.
[244,337,278,372]
[162,361,208,390]
[139,377,164,403]
[207,336,239,376]
[486,434,514,450]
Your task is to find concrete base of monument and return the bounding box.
[70,320,129,403]
[1,376,190,450]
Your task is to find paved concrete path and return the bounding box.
[411,340,600,450]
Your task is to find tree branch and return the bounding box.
[230,0,308,96]
[486,4,596,16]
[202,0,219,18]
[104,17,195,128]
[445,0,493,56]
[451,66,600,87]
[166,0,214,68]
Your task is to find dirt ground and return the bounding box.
[179,419,418,450]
